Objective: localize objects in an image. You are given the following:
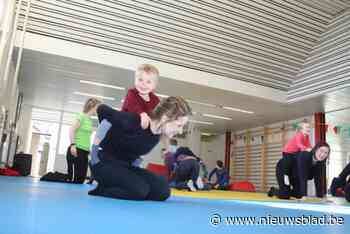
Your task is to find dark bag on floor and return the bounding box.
[40,172,69,183]
[12,153,32,176]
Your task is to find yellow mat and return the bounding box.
[171,189,347,204]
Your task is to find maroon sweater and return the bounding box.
[121,88,160,115]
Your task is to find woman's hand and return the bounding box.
[70,145,78,157]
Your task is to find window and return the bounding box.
[58,124,71,155]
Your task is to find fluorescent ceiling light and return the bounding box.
[113,107,121,111]
[189,120,214,125]
[80,80,125,90]
[186,99,217,108]
[74,91,114,101]
[201,132,213,136]
[33,109,60,114]
[203,113,232,120]
[223,106,254,114]
[155,93,169,98]
[185,99,255,115]
[68,101,84,105]
[91,116,98,120]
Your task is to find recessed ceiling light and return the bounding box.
[186,99,217,108]
[73,91,114,101]
[155,93,169,98]
[189,120,214,125]
[68,101,84,105]
[222,106,254,114]
[80,80,125,90]
[202,113,232,120]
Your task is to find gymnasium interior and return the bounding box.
[0,0,350,233]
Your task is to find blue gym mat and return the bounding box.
[0,176,349,234]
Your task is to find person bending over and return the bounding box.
[330,162,350,202]
[268,142,330,199]
[172,147,200,191]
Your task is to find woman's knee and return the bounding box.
[154,185,171,201]
[132,185,152,200]
[345,183,350,202]
[149,177,171,201]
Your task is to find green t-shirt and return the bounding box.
[74,112,92,151]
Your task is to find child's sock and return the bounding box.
[187,180,197,192]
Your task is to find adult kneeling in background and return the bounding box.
[330,161,350,202]
[268,142,330,199]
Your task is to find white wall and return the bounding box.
[17,32,286,103]
[16,105,32,153]
[0,0,19,165]
[187,128,201,156]
[200,134,225,172]
[0,61,16,164]
[0,0,15,99]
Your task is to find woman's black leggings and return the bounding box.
[66,145,89,184]
[90,158,170,201]
[275,153,301,198]
[339,162,350,184]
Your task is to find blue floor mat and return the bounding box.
[0,176,349,234]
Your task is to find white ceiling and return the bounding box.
[15,0,350,134]
[17,0,350,90]
[18,48,350,134]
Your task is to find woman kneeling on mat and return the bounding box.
[330,162,350,202]
[268,142,330,199]
[88,96,192,201]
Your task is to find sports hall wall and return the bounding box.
[0,0,20,164]
[230,116,314,193]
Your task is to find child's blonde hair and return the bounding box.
[135,64,159,81]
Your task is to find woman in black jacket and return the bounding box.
[89,97,192,201]
[268,142,330,199]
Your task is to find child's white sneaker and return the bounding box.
[187,180,197,192]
